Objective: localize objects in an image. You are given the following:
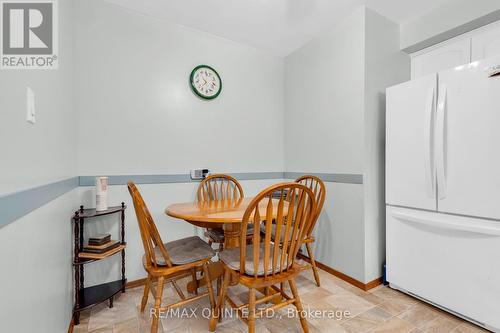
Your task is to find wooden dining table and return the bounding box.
[165,197,286,295]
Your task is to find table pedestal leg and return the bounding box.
[187,261,223,294]
[187,223,241,293]
[187,222,280,304]
[223,223,241,286]
[223,223,240,249]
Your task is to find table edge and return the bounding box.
[164,208,243,224]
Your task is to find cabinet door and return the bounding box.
[411,38,471,79]
[472,23,500,61]
[386,74,437,211]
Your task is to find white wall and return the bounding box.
[0,1,76,194]
[309,182,365,281]
[284,8,365,175]
[75,0,284,176]
[0,190,77,333]
[74,0,286,284]
[285,8,366,281]
[363,9,410,282]
[0,0,77,332]
[285,7,409,283]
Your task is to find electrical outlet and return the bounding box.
[26,87,35,124]
[190,169,210,180]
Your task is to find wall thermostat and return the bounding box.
[190,169,210,180]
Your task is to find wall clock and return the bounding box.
[190,65,222,100]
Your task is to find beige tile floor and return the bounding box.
[74,264,489,333]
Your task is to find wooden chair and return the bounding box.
[295,175,326,287]
[210,182,317,333]
[261,176,326,286]
[197,174,252,251]
[127,182,216,333]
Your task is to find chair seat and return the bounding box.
[146,236,215,266]
[207,225,255,243]
[220,243,289,276]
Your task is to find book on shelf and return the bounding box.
[88,234,111,246]
[82,240,120,254]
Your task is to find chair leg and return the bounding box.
[140,276,151,313]
[264,286,270,302]
[305,242,321,287]
[172,280,186,300]
[208,239,213,247]
[217,276,222,297]
[248,288,256,333]
[218,241,224,252]
[151,276,165,333]
[289,278,309,333]
[203,263,216,311]
[191,267,199,295]
[210,269,230,331]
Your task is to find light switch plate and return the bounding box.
[26,87,35,124]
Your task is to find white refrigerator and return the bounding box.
[386,56,500,332]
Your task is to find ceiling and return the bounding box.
[104,0,449,57]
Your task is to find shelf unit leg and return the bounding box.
[79,217,85,289]
[121,202,126,293]
[73,212,80,325]
[121,250,126,293]
[74,312,80,326]
[109,296,114,308]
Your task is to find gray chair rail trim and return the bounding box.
[79,172,363,186]
[79,174,193,186]
[284,172,363,184]
[0,172,363,228]
[78,172,285,186]
[0,177,79,229]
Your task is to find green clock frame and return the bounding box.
[189,65,222,100]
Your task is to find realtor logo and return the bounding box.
[1,0,58,69]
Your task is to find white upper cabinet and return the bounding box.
[411,21,500,78]
[411,38,471,79]
[471,23,500,61]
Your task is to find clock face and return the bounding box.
[190,65,222,99]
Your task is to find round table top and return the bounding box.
[165,197,285,224]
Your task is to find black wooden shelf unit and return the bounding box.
[72,203,126,325]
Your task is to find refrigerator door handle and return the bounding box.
[392,212,500,236]
[436,85,447,199]
[424,85,436,198]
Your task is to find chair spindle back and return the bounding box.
[128,182,172,269]
[240,183,316,278]
[197,174,244,202]
[295,175,326,238]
